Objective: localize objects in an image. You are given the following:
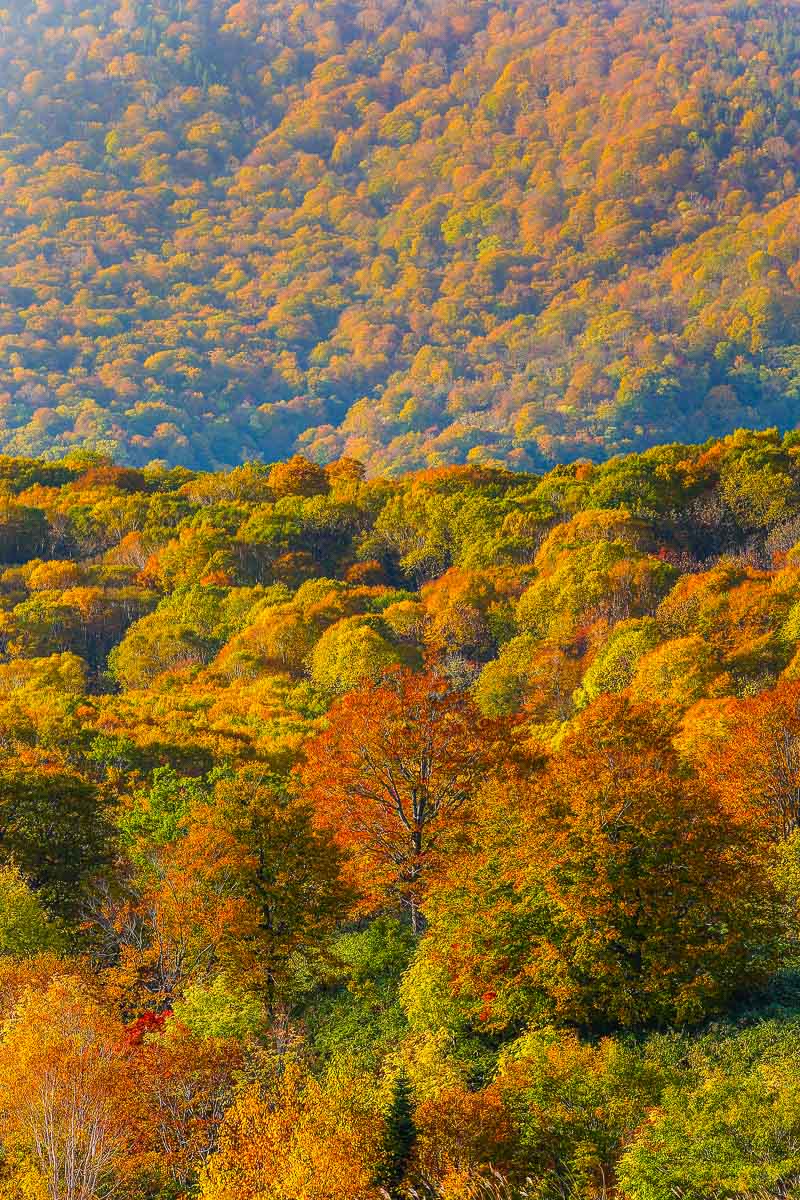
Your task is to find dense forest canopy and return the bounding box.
[1,432,800,1195]
[3,0,800,470]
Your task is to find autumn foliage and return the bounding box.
[2,2,800,471]
[1,436,800,1196]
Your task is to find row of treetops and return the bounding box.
[3,427,800,1196]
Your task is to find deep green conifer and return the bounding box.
[375,1074,416,1198]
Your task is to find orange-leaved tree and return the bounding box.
[520,697,783,1025]
[129,1016,242,1191]
[103,769,349,1012]
[422,696,783,1029]
[694,680,800,842]
[299,669,505,932]
[0,975,144,1200]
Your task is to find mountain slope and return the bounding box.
[2,0,800,469]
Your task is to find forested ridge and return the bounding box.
[1,432,800,1195]
[4,0,800,470]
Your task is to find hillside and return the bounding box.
[3,0,800,470]
[2,433,800,1194]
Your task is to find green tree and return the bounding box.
[617,1022,800,1199]
[0,864,66,957]
[309,616,404,694]
[376,1074,417,1197]
[0,761,113,923]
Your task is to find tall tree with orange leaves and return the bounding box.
[103,770,349,1013]
[299,669,505,932]
[422,696,783,1030]
[695,681,800,843]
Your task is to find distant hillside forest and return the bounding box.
[3,0,800,469]
[4,432,800,1194]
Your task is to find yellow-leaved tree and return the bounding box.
[199,1062,386,1200]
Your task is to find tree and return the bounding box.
[0,976,142,1200]
[489,1027,683,1199]
[533,705,783,1027]
[216,603,316,680]
[268,455,330,499]
[130,1017,243,1191]
[108,610,218,688]
[198,770,352,1009]
[375,1074,417,1197]
[617,1021,800,1200]
[0,496,49,563]
[0,651,87,696]
[101,815,255,1009]
[421,567,513,663]
[697,680,800,842]
[572,617,659,710]
[106,770,349,1012]
[628,634,725,707]
[425,697,783,1029]
[475,635,584,721]
[515,517,675,642]
[299,669,504,932]
[0,759,113,923]
[0,865,66,958]
[309,615,405,694]
[198,1064,385,1200]
[412,1081,517,1192]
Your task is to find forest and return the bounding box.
[0,429,800,1196]
[3,0,800,471]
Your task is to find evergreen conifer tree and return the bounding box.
[376,1074,416,1197]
